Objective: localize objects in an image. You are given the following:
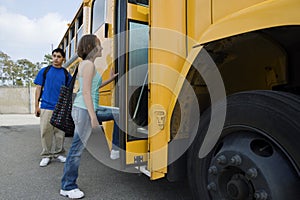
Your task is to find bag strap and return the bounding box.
[68,66,78,91]
[63,68,70,86]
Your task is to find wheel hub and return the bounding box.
[226,175,249,199]
[206,132,300,200]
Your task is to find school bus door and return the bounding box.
[117,1,149,172]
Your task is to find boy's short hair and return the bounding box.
[52,48,66,58]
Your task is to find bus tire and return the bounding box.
[188,90,300,200]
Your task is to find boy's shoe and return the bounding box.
[56,155,66,163]
[60,188,84,199]
[110,150,120,160]
[39,157,51,167]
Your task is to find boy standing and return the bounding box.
[34,48,72,167]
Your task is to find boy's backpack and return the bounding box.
[38,65,69,102]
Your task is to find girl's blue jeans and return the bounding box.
[61,106,119,190]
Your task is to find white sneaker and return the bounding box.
[110,150,120,160]
[39,157,51,167]
[56,155,66,163]
[60,188,84,199]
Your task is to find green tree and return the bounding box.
[43,54,52,66]
[0,51,14,85]
[10,60,23,86]
[16,59,39,86]
[0,51,45,86]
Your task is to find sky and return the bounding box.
[0,0,82,63]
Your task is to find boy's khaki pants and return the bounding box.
[40,109,65,158]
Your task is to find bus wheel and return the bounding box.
[188,90,300,200]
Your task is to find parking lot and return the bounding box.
[0,114,192,200]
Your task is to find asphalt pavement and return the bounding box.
[0,114,193,200]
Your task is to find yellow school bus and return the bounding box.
[58,0,300,199]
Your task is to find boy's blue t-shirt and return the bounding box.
[34,65,72,110]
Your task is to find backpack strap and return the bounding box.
[38,65,51,102]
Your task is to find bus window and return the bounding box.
[128,20,149,140]
[77,11,84,42]
[65,36,69,61]
[70,26,76,58]
[128,0,149,6]
[92,0,106,33]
